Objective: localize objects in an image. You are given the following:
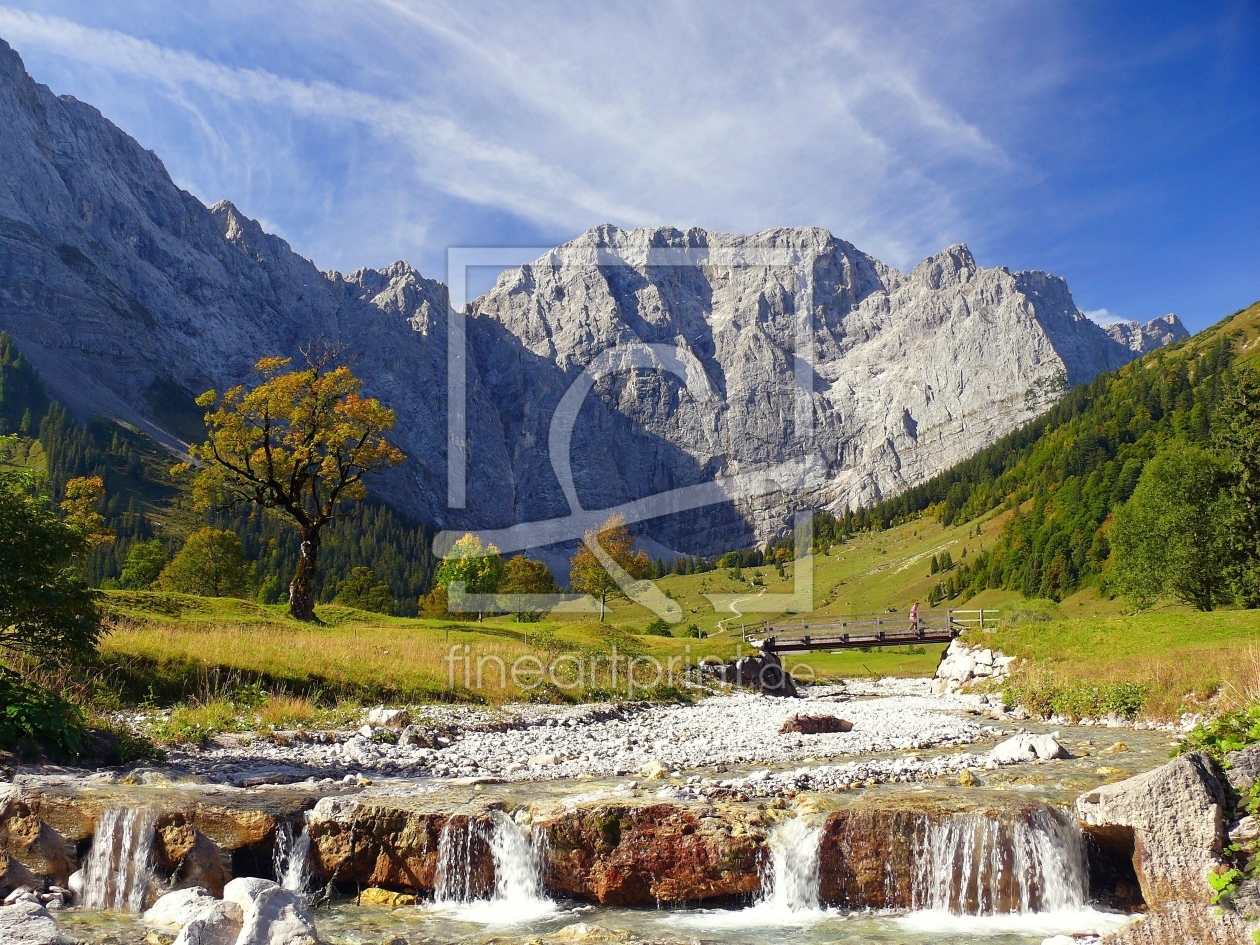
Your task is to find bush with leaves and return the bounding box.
[156,527,250,598]
[333,566,395,614]
[643,618,673,637]
[119,539,168,590]
[1109,440,1230,611]
[0,460,101,753]
[0,465,100,663]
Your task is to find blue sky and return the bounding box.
[0,1,1256,332]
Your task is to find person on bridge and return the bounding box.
[909,600,920,633]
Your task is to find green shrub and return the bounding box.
[0,669,85,756]
[1178,704,1260,763]
[643,618,673,637]
[1003,678,1146,721]
[680,623,707,639]
[150,697,242,745]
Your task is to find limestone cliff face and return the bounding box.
[470,226,1186,539]
[0,37,1185,550]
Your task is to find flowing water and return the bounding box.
[272,815,313,893]
[431,810,557,926]
[79,808,157,913]
[58,802,1132,945]
[910,806,1088,915]
[760,815,824,914]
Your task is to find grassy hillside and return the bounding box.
[845,300,1260,603]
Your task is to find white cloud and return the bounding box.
[1084,308,1128,326]
[0,1,1036,274]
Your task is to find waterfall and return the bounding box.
[910,807,1088,915]
[273,815,312,893]
[80,808,157,912]
[432,811,554,924]
[487,810,549,908]
[434,816,489,904]
[758,815,824,915]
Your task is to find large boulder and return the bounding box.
[306,797,453,890]
[0,899,67,945]
[1077,751,1225,905]
[990,733,1070,764]
[0,789,75,887]
[153,814,231,897]
[932,639,1014,694]
[233,883,319,945]
[540,802,763,905]
[172,899,244,945]
[1077,751,1253,944]
[1224,744,1260,799]
[143,886,219,928]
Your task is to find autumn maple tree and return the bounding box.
[180,353,405,621]
[569,514,650,622]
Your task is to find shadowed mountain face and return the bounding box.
[0,39,1186,552]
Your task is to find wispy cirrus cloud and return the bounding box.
[0,2,1014,274]
[0,1,1254,331]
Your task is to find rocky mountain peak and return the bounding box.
[1103,312,1189,353]
[908,243,978,290]
[0,34,1197,550]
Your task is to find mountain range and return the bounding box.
[0,38,1187,555]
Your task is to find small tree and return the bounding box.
[1216,369,1260,607]
[157,527,250,598]
[119,540,168,589]
[181,354,405,621]
[569,514,651,622]
[333,566,395,614]
[0,465,100,661]
[59,476,114,550]
[435,533,504,621]
[500,555,558,622]
[1109,440,1228,611]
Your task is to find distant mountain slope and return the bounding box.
[472,227,1186,542]
[853,300,1259,602]
[0,37,1185,552]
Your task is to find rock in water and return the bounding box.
[357,887,417,907]
[0,899,66,945]
[779,715,853,734]
[234,885,319,945]
[171,900,244,945]
[142,887,218,928]
[990,733,1070,764]
[1077,751,1253,944]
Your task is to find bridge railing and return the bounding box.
[742,608,1000,650]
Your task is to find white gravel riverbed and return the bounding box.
[132,679,1013,791]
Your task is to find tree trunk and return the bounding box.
[599,589,606,622]
[289,526,321,622]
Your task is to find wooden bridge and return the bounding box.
[743,609,998,654]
